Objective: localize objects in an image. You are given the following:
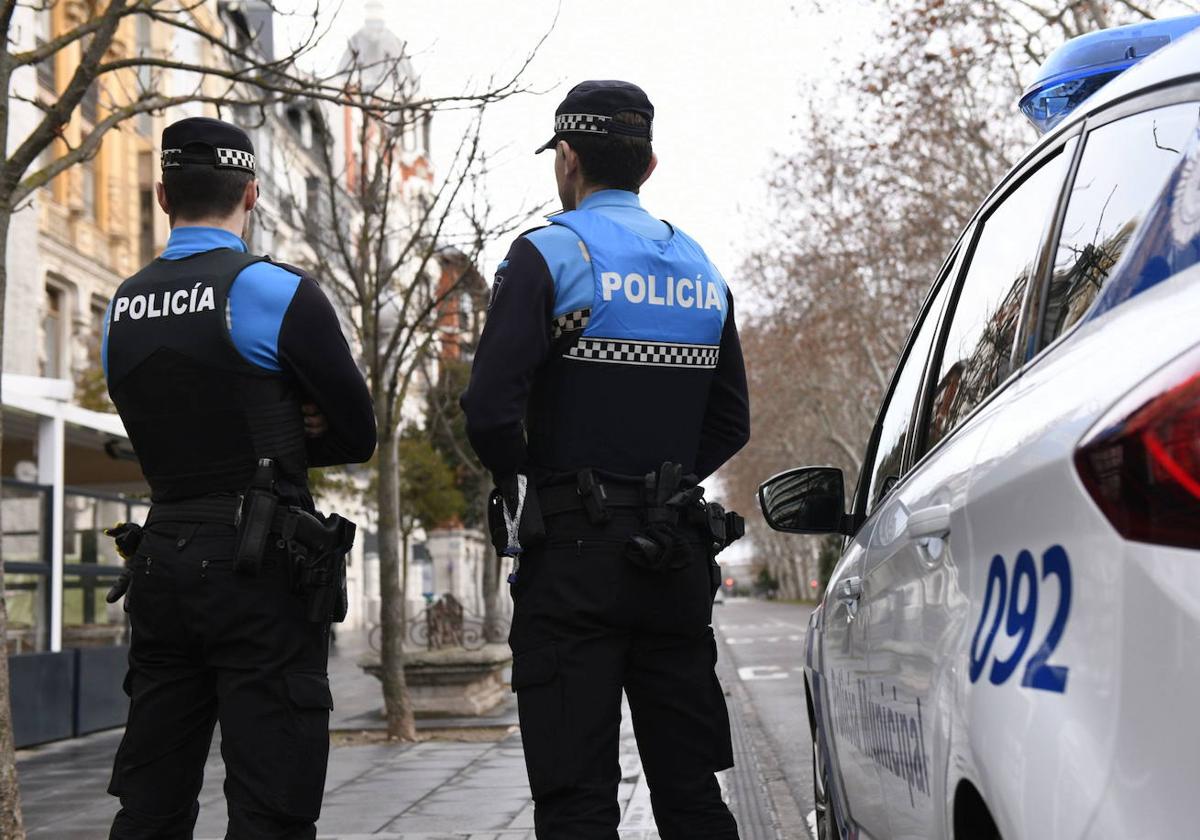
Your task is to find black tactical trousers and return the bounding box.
[108,522,332,840]
[509,509,740,840]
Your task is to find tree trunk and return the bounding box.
[0,195,27,836]
[478,475,505,643]
[375,432,417,741]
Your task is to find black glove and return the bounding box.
[103,522,143,603]
[105,521,144,560]
[106,567,133,604]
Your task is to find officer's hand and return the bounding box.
[302,402,329,438]
[104,521,143,561]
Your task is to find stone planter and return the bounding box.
[360,643,512,717]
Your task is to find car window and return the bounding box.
[863,275,954,515]
[1041,102,1200,348]
[923,151,1068,454]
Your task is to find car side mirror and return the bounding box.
[758,466,852,535]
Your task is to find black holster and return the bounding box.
[486,474,545,557]
[624,463,745,570]
[285,509,356,624]
[625,463,705,572]
[235,458,278,576]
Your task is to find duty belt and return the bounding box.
[535,466,746,557]
[145,494,289,532]
[537,481,644,518]
[145,493,345,577]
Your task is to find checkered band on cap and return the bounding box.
[160,146,255,173]
[551,308,591,339]
[566,337,720,369]
[215,147,255,172]
[554,113,612,135]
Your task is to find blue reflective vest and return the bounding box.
[549,209,728,368]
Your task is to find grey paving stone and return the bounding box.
[17,629,781,839]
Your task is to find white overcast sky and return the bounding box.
[293,0,879,279]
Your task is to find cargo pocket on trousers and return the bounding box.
[511,645,569,797]
[283,672,333,818]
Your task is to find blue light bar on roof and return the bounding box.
[1020,14,1200,134]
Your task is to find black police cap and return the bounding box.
[161,117,256,174]
[534,80,654,154]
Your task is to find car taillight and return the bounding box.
[1075,345,1200,550]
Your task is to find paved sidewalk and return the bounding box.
[16,629,778,839]
[17,709,648,838]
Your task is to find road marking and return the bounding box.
[724,635,804,645]
[737,665,789,681]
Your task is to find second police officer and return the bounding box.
[101,117,376,839]
[462,81,751,840]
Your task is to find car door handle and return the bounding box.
[837,576,863,601]
[906,504,951,540]
[836,576,863,622]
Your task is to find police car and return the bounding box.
[757,15,1200,840]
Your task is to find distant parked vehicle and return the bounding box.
[760,16,1200,840]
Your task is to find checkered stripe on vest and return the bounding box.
[555,114,610,135]
[567,337,720,368]
[552,308,591,339]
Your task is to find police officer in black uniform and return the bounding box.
[462,81,750,840]
[101,117,376,839]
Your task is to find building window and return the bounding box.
[76,297,113,412]
[81,82,99,125]
[138,151,155,264]
[305,176,323,242]
[34,10,54,91]
[80,159,97,220]
[41,285,66,379]
[135,14,153,136]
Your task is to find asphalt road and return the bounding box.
[714,597,816,838]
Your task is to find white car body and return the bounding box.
[785,29,1200,840]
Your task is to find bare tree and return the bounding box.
[303,57,537,738]
[0,0,541,826]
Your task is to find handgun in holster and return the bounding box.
[235,458,279,576]
[626,463,705,571]
[285,510,356,624]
